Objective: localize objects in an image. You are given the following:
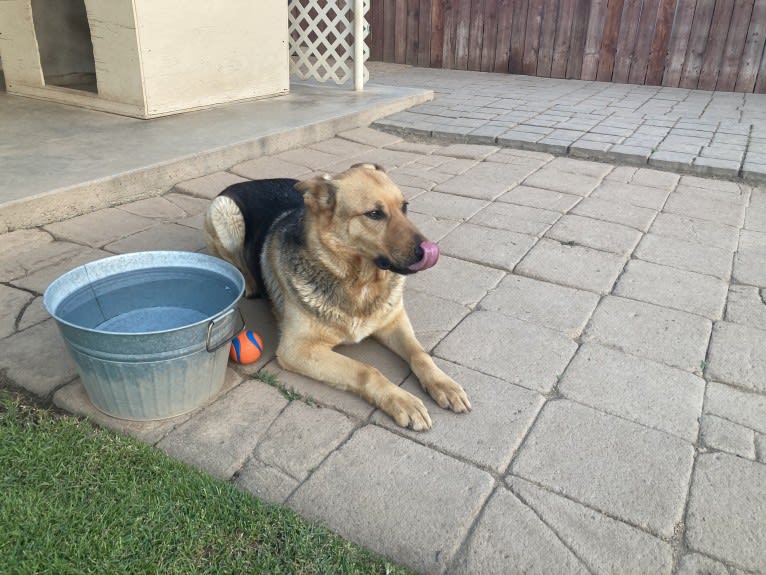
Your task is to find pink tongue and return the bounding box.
[408,241,440,272]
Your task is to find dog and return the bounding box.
[204,163,470,430]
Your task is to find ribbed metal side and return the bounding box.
[44,252,244,420]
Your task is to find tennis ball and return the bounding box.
[229,330,263,364]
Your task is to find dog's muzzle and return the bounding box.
[375,241,440,274]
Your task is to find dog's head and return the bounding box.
[295,164,439,274]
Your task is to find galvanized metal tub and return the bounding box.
[44,251,245,420]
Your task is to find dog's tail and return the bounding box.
[205,195,246,255]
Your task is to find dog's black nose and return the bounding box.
[414,245,424,261]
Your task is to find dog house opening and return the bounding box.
[31,0,97,93]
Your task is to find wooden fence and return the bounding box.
[368,0,766,93]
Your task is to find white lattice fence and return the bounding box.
[288,0,369,89]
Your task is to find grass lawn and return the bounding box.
[0,388,411,575]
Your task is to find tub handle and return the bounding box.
[206,307,245,353]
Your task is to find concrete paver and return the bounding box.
[453,486,590,575]
[435,310,578,393]
[590,180,671,209]
[570,196,657,231]
[233,457,300,506]
[1,319,78,396]
[509,477,673,574]
[664,192,747,228]
[516,238,627,293]
[2,64,766,574]
[546,213,642,254]
[172,171,250,199]
[511,400,694,538]
[15,295,47,331]
[706,322,766,393]
[676,553,731,575]
[584,296,712,372]
[686,453,766,573]
[0,284,33,340]
[648,212,740,251]
[438,223,536,271]
[700,415,757,459]
[497,184,581,212]
[634,233,733,279]
[400,290,470,351]
[104,222,206,254]
[614,259,728,318]
[254,401,357,481]
[372,359,544,473]
[725,285,766,329]
[43,208,157,248]
[9,246,113,294]
[559,343,704,442]
[288,426,494,575]
[704,381,766,436]
[468,202,559,236]
[157,380,288,480]
[405,254,505,305]
[478,274,599,337]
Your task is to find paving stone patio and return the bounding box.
[3,75,766,573]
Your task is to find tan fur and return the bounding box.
[204,195,258,297]
[206,165,471,430]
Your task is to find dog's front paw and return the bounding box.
[423,375,471,413]
[382,388,433,431]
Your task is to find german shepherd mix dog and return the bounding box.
[204,164,470,430]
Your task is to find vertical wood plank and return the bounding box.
[735,0,766,92]
[493,0,515,72]
[468,0,487,70]
[537,0,561,77]
[581,0,608,79]
[628,0,661,84]
[405,0,420,65]
[662,0,697,86]
[716,0,755,91]
[454,0,473,69]
[755,40,766,92]
[679,0,716,88]
[442,0,457,68]
[523,0,546,75]
[510,0,530,73]
[430,0,445,67]
[383,0,397,62]
[698,0,736,90]
[481,0,500,71]
[646,0,677,84]
[417,0,432,66]
[566,0,592,78]
[395,0,408,63]
[596,0,625,81]
[612,0,644,84]
[551,0,576,78]
[370,0,385,61]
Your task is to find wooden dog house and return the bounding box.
[0,0,289,118]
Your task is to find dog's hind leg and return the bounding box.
[204,195,258,297]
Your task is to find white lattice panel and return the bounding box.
[289,0,369,86]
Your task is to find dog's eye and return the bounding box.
[365,209,386,221]
[402,202,409,214]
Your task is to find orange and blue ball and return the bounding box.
[229,330,264,364]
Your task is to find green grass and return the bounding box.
[0,388,411,575]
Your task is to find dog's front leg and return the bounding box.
[277,339,433,431]
[374,310,471,414]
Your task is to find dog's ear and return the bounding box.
[295,175,336,213]
[350,162,385,173]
